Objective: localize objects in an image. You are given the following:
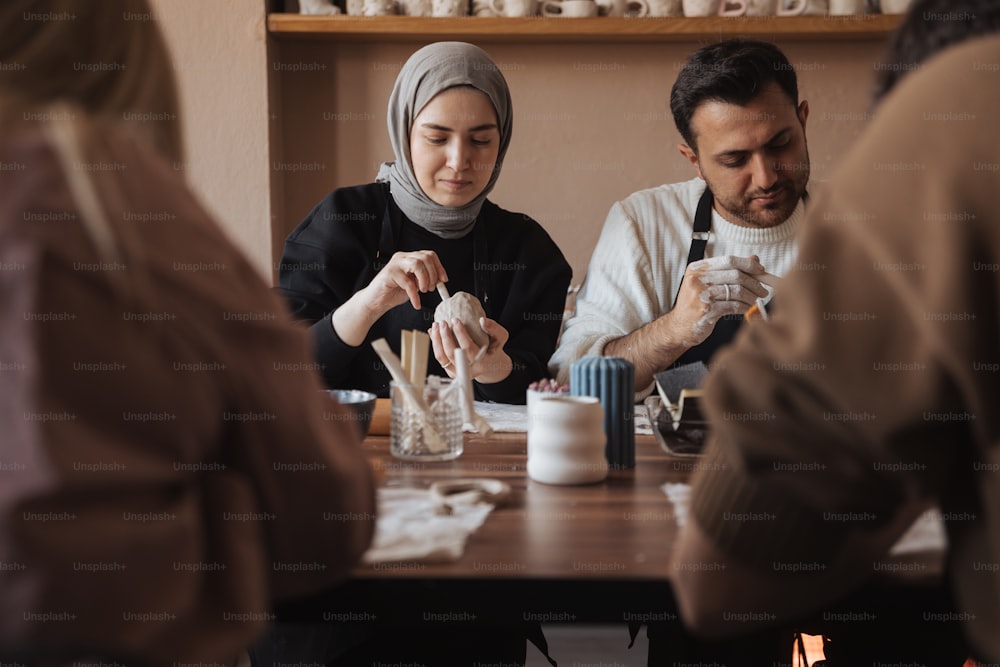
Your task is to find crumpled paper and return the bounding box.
[362,487,494,564]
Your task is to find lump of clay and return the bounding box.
[434,291,489,347]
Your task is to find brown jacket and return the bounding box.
[0,113,375,664]
[686,35,1000,660]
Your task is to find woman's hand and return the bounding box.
[366,250,448,312]
[332,250,447,347]
[430,317,512,385]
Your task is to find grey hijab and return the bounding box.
[376,42,513,239]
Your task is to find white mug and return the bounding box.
[432,0,469,14]
[626,0,651,15]
[828,0,865,14]
[646,0,682,15]
[541,0,599,16]
[682,0,719,14]
[345,0,364,14]
[491,0,538,15]
[778,0,828,14]
[596,0,641,15]
[298,0,342,14]
[471,0,497,14]
[362,0,395,14]
[527,396,608,486]
[879,0,911,13]
[717,0,747,15]
[399,0,433,13]
[746,0,779,16]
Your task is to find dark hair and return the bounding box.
[670,39,799,152]
[873,0,1000,104]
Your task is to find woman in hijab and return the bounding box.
[278,41,571,402]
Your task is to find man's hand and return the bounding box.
[671,254,771,347]
[603,255,774,393]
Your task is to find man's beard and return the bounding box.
[708,160,810,228]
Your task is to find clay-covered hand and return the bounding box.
[667,254,771,347]
[430,317,512,385]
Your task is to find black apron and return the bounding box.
[669,187,744,368]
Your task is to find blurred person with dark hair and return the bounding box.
[672,26,1000,667]
[550,38,812,397]
[873,0,1000,104]
[0,1,375,665]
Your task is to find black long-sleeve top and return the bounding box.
[278,182,571,403]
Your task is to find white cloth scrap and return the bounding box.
[362,487,494,564]
[662,482,692,528]
[889,508,948,555]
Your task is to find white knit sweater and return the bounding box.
[550,177,804,393]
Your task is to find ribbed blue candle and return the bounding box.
[569,356,635,469]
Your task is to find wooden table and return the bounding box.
[285,432,691,626]
[280,429,945,640]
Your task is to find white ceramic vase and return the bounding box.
[527,396,608,485]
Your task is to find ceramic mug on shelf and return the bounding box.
[778,0,828,15]
[541,0,599,16]
[490,0,539,16]
[878,0,911,13]
[743,0,779,16]
[432,0,470,15]
[362,0,395,14]
[345,0,364,13]
[827,0,865,14]
[716,0,747,15]
[596,0,649,15]
[400,0,433,14]
[471,0,498,14]
[646,0,682,15]
[682,0,720,14]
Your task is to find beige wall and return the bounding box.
[150,0,274,279]
[271,38,889,285]
[151,4,893,284]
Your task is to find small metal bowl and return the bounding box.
[327,389,377,438]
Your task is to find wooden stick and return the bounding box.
[411,330,429,388]
[454,348,493,436]
[436,282,450,301]
[400,330,413,382]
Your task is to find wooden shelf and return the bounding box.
[267,12,900,42]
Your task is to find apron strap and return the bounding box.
[672,186,715,309]
[685,186,715,267]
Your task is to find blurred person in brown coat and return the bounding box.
[0,1,375,665]
[671,2,1000,664]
